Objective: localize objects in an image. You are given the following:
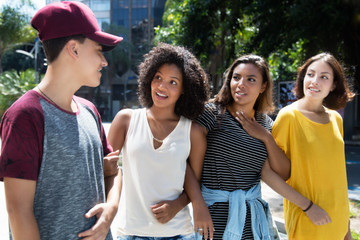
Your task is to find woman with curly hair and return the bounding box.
[272,53,354,239]
[108,43,214,240]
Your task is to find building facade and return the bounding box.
[46,0,166,121]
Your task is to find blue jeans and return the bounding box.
[117,233,195,240]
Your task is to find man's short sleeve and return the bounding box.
[0,91,44,181]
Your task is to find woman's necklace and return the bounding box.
[153,136,164,143]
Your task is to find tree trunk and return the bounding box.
[208,7,227,96]
[0,54,3,74]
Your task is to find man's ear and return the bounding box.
[65,40,79,59]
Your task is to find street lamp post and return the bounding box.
[34,39,41,83]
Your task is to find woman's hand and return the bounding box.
[234,111,270,142]
[151,199,181,224]
[103,150,120,177]
[192,201,214,240]
[304,203,332,226]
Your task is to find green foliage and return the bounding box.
[248,0,360,89]
[154,0,186,45]
[0,69,37,115]
[0,4,37,74]
[155,0,360,94]
[268,40,306,82]
[155,0,257,93]
[0,5,36,51]
[352,229,360,240]
[156,0,253,64]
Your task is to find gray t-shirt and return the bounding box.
[1,90,113,239]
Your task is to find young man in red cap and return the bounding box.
[0,1,123,239]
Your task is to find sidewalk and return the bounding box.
[261,182,288,239]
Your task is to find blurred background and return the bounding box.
[0,1,360,238]
[0,0,359,144]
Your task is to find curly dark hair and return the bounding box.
[293,52,354,110]
[138,43,210,120]
[213,54,274,114]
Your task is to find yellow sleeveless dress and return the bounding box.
[272,105,349,240]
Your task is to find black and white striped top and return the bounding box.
[196,103,273,239]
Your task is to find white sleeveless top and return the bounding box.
[116,108,193,237]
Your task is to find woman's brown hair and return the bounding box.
[293,52,354,110]
[214,54,274,114]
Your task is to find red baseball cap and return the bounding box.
[31,1,123,51]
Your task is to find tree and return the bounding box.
[0,4,37,73]
[155,0,255,94]
[0,69,37,116]
[156,0,360,95]
[249,0,360,90]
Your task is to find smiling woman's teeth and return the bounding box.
[309,88,320,92]
[156,92,167,97]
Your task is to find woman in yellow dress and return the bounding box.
[272,53,354,239]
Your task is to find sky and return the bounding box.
[0,0,46,17]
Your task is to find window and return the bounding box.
[91,0,110,11]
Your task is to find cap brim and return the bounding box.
[86,31,123,51]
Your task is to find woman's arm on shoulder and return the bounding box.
[261,160,331,226]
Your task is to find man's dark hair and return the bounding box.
[42,35,86,64]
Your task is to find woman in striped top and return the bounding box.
[196,55,330,239]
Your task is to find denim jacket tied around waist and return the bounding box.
[197,183,276,240]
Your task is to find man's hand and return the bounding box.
[77,202,118,240]
[104,150,120,177]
